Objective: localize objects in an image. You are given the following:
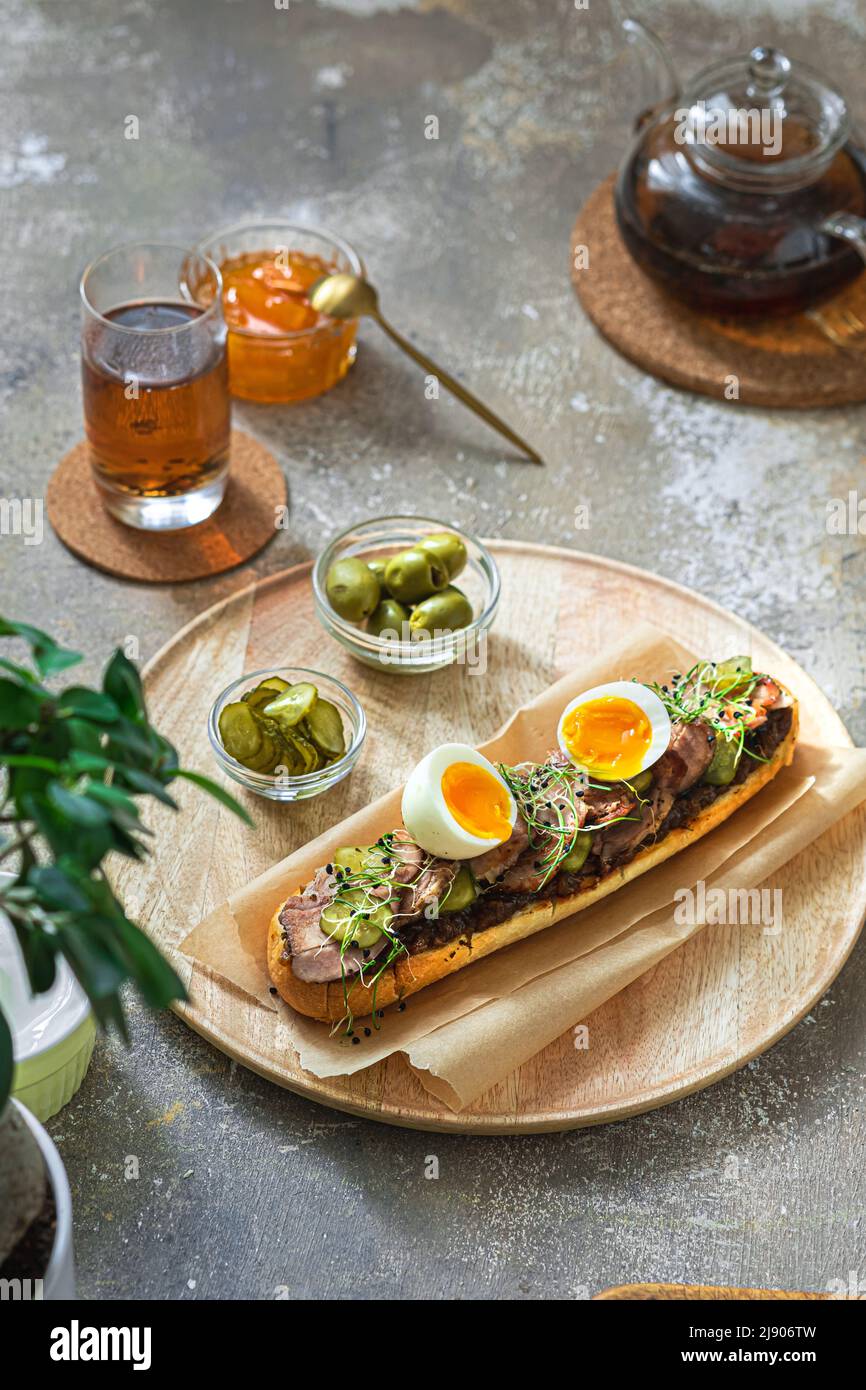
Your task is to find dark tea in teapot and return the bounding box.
[617,117,866,315]
[615,34,866,316]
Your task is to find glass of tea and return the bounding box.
[198,221,363,403]
[80,242,231,530]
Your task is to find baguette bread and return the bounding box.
[269,696,798,1023]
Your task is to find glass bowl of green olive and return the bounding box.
[313,515,501,674]
[208,667,366,800]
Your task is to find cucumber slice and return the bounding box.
[244,733,280,778]
[320,890,387,948]
[334,845,391,877]
[304,698,346,758]
[218,702,263,763]
[440,864,477,913]
[560,830,592,873]
[702,735,743,786]
[282,729,321,774]
[263,682,318,728]
[709,656,753,694]
[624,769,652,796]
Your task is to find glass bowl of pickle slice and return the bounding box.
[208,667,366,801]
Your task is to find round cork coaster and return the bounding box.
[47,430,286,583]
[571,174,866,408]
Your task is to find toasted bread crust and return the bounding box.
[268,699,798,1024]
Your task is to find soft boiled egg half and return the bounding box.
[401,743,517,860]
[557,681,671,782]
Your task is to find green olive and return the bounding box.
[408,586,474,637]
[417,531,467,581]
[366,558,391,595]
[325,557,381,623]
[367,597,410,639]
[383,548,448,604]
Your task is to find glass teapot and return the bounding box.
[615,19,866,315]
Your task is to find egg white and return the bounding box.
[400,742,517,860]
[557,681,671,781]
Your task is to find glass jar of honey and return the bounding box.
[198,222,363,402]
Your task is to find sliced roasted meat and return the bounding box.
[290,933,390,983]
[279,866,390,982]
[582,784,637,824]
[654,719,714,794]
[648,785,675,828]
[388,829,425,884]
[471,812,530,886]
[279,866,336,955]
[499,844,550,894]
[398,859,457,923]
[596,803,653,867]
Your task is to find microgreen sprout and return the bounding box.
[498,758,641,889]
[647,660,769,763]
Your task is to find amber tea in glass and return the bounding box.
[80,243,231,530]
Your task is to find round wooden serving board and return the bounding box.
[120,543,866,1133]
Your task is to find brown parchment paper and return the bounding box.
[181,624,866,1111]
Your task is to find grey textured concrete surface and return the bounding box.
[2,0,865,1300]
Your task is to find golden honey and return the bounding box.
[218,248,357,403]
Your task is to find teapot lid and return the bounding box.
[678,46,849,187]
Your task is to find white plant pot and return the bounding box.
[11,1098,76,1299]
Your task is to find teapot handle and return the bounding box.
[822,212,866,264]
[622,17,680,129]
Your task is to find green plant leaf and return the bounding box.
[0,618,82,676]
[0,1007,13,1113]
[114,767,178,809]
[67,750,112,775]
[58,918,128,1000]
[23,790,112,870]
[102,649,146,722]
[47,781,111,828]
[56,687,120,723]
[0,678,43,730]
[84,782,143,823]
[65,718,105,756]
[0,657,43,686]
[0,754,62,772]
[11,915,57,995]
[113,915,186,1010]
[28,864,91,913]
[172,769,254,826]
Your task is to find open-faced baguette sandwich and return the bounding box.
[269,657,798,1028]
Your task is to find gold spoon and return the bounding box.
[309,272,544,465]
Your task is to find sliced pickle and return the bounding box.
[624,769,652,796]
[320,890,388,948]
[560,830,592,873]
[257,676,290,693]
[304,698,346,759]
[282,729,321,774]
[702,735,743,787]
[440,864,477,913]
[242,687,278,714]
[245,735,282,774]
[334,845,391,877]
[708,656,753,696]
[218,702,263,763]
[263,682,318,728]
[713,655,752,682]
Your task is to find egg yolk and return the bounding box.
[441,762,512,841]
[561,696,652,780]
